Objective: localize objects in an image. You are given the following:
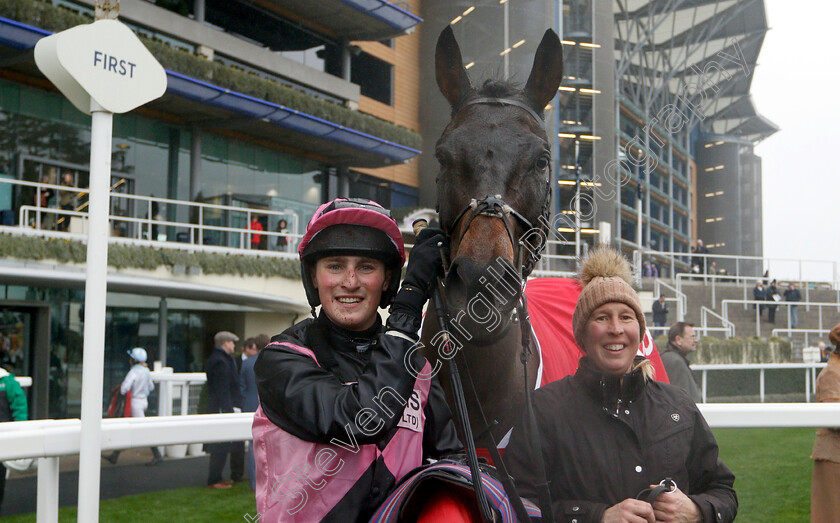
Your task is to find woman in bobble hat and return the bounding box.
[505,247,738,523]
[810,323,840,522]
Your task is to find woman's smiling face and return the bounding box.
[583,302,640,376]
[312,255,389,331]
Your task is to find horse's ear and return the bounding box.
[435,26,472,108]
[523,29,564,112]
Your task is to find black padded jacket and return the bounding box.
[505,356,737,523]
[254,312,462,521]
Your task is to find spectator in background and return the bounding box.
[753,281,767,318]
[691,238,709,274]
[811,323,840,522]
[819,342,830,363]
[652,295,669,328]
[275,218,288,251]
[0,362,28,512]
[249,215,264,250]
[57,172,76,232]
[104,348,162,466]
[767,279,780,324]
[240,335,266,491]
[642,260,652,277]
[650,261,659,278]
[784,283,802,329]
[708,260,718,275]
[35,174,54,229]
[205,331,243,489]
[659,322,702,403]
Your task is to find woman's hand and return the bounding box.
[650,486,702,522]
[602,498,655,523]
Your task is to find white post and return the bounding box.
[77,99,113,523]
[36,456,60,523]
[805,369,811,403]
[180,382,190,415]
[759,369,765,403]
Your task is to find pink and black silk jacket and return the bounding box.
[253,314,461,522]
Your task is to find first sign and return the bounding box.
[34,19,167,115]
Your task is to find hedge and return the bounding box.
[653,335,793,364]
[0,0,422,149]
[0,233,300,278]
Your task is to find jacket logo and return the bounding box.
[396,390,423,433]
[671,413,680,422]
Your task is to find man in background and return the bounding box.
[0,362,28,512]
[784,282,802,329]
[240,334,268,491]
[659,322,702,403]
[205,331,242,489]
[652,295,669,328]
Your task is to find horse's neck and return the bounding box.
[421,307,540,441]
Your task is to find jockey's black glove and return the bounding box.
[387,228,448,335]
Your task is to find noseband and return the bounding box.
[443,97,552,278]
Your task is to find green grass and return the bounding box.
[1,481,258,522]
[2,429,815,522]
[714,427,814,522]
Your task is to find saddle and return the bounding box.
[370,458,542,523]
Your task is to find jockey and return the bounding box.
[253,198,461,522]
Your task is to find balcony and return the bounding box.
[263,0,422,41]
[0,1,421,168]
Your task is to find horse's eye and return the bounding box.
[535,155,550,171]
[435,151,447,166]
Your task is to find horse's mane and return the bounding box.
[475,79,521,98]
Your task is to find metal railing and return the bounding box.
[533,242,578,277]
[2,404,840,522]
[151,370,206,418]
[635,248,839,289]
[674,272,837,311]
[700,306,735,338]
[693,362,827,404]
[720,299,840,338]
[0,413,253,523]
[1,177,301,254]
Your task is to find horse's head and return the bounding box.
[434,26,563,342]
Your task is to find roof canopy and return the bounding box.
[614,0,777,143]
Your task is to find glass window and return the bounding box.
[352,52,393,106]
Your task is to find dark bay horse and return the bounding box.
[420,26,564,445]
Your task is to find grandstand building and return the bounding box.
[0,0,423,418]
[551,0,777,273]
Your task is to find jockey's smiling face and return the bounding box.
[312,256,390,332]
[583,302,640,376]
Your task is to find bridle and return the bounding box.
[440,96,552,280]
[438,97,551,281]
[431,96,556,523]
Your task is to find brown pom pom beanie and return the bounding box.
[572,247,646,349]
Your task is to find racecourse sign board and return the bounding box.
[34,19,167,114]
